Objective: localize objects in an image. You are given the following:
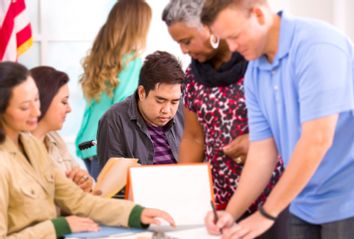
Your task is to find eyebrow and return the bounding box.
[19,100,32,105]
[177,37,191,44]
[156,96,181,101]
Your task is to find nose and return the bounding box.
[226,39,239,52]
[180,45,189,55]
[161,104,171,114]
[31,102,41,118]
[67,103,72,113]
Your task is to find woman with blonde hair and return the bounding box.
[76,0,152,179]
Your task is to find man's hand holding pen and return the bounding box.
[205,202,235,236]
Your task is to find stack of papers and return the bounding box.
[65,226,220,239]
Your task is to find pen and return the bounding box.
[210,200,223,233]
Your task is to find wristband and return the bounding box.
[258,204,277,221]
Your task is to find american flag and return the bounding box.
[0,0,32,61]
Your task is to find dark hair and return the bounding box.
[201,0,236,25]
[139,51,184,96]
[0,62,30,143]
[30,66,69,121]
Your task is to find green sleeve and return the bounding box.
[128,205,149,229]
[51,217,71,237]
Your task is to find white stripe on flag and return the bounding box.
[0,0,11,26]
[2,32,17,62]
[14,8,29,30]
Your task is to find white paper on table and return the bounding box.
[166,227,220,239]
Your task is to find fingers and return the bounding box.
[79,177,93,192]
[223,141,242,158]
[66,216,99,233]
[233,154,247,164]
[73,172,89,185]
[141,208,176,228]
[92,189,102,196]
[66,167,80,180]
[67,168,92,190]
[216,212,235,231]
[204,211,221,235]
[222,223,246,239]
[223,134,250,158]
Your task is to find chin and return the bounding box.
[244,54,258,61]
[27,125,38,132]
[193,56,203,62]
[191,54,204,63]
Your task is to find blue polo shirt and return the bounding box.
[245,12,354,224]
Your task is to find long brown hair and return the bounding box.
[80,0,152,102]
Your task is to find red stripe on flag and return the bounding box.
[0,3,16,60]
[13,0,26,16]
[0,0,31,61]
[16,23,32,47]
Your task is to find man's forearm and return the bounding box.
[226,150,277,219]
[226,138,278,219]
[263,115,337,218]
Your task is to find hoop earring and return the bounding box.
[210,34,220,49]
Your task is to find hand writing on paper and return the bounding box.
[66,167,93,192]
[221,212,274,239]
[223,134,249,164]
[141,208,176,228]
[204,210,234,235]
[66,215,99,233]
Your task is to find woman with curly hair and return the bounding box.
[76,0,152,179]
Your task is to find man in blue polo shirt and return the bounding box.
[200,0,354,239]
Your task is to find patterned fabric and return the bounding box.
[147,124,176,165]
[183,66,283,211]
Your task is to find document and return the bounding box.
[65,226,219,239]
[166,227,220,239]
[126,163,214,226]
[94,157,139,198]
[65,226,144,238]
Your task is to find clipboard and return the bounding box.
[93,157,139,198]
[125,163,215,226]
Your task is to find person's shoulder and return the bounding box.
[21,132,42,145]
[123,54,143,68]
[46,131,66,147]
[102,95,134,121]
[0,146,11,171]
[46,131,62,141]
[174,102,185,125]
[292,16,349,49]
[21,133,47,153]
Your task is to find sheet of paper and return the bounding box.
[127,164,213,226]
[166,227,220,239]
[109,232,153,238]
[65,226,144,238]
